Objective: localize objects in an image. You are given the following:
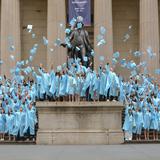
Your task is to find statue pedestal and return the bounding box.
[36,102,124,145]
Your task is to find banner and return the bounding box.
[68,0,91,26]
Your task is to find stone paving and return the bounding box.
[0,144,160,160]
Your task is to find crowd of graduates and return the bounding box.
[122,75,160,141]
[0,76,37,141]
[0,56,160,142]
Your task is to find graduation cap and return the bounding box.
[29,56,33,62]
[97,39,106,47]
[9,45,15,52]
[10,55,15,61]
[69,18,76,27]
[76,46,81,51]
[65,28,71,34]
[155,69,160,75]
[120,59,127,67]
[113,51,120,59]
[139,61,147,67]
[123,33,130,42]
[0,60,3,65]
[59,23,64,28]
[91,50,95,56]
[83,56,88,62]
[128,25,132,30]
[43,36,48,46]
[100,26,106,35]
[99,56,105,62]
[32,33,36,39]
[27,24,33,30]
[25,60,29,65]
[97,34,104,42]
[112,58,118,65]
[50,48,54,52]
[27,25,33,33]
[62,63,67,68]
[131,70,137,77]
[133,51,142,57]
[30,48,37,55]
[77,22,82,29]
[57,65,62,72]
[54,38,61,46]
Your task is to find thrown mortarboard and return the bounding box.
[62,63,66,68]
[59,23,64,28]
[50,48,54,52]
[100,26,106,35]
[0,60,3,65]
[131,70,137,77]
[91,50,95,56]
[30,48,37,56]
[120,59,127,67]
[133,51,142,57]
[29,56,33,62]
[69,18,76,27]
[54,38,61,46]
[32,33,36,39]
[65,28,71,34]
[10,55,15,61]
[27,25,33,30]
[77,22,82,29]
[123,33,130,42]
[83,56,88,62]
[76,46,81,51]
[57,65,62,72]
[128,25,132,30]
[43,36,48,46]
[9,45,15,52]
[97,39,106,47]
[112,58,118,65]
[155,69,160,75]
[113,51,120,59]
[97,34,104,42]
[99,56,105,61]
[27,25,33,33]
[25,60,29,65]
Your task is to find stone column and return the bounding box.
[47,0,67,71]
[1,0,21,77]
[140,0,159,77]
[94,0,113,70]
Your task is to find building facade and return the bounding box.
[0,0,160,78]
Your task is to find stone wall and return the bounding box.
[36,102,124,145]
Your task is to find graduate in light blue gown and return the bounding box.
[38,67,50,99]
[24,104,37,140]
[0,108,6,140]
[75,73,81,101]
[135,107,143,140]
[93,73,100,101]
[150,107,159,140]
[49,70,56,100]
[99,67,106,101]
[66,72,76,101]
[123,106,134,141]
[59,70,68,100]
[143,107,151,140]
[5,109,15,140]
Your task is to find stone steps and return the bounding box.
[0,140,36,145]
[124,140,160,144]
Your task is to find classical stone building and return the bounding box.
[0,0,160,79]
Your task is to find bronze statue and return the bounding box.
[61,16,93,66]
